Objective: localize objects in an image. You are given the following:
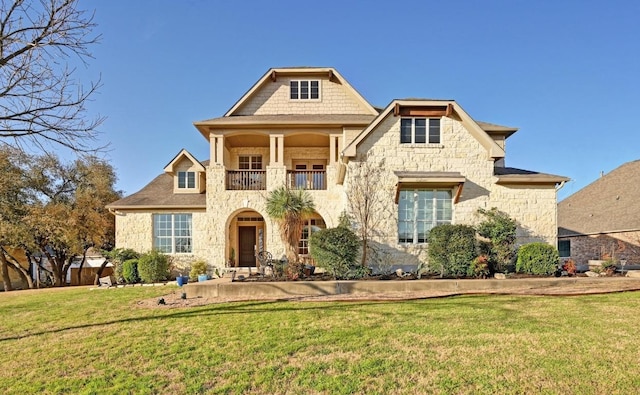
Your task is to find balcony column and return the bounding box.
[269,134,284,166]
[209,133,225,166]
[329,134,342,165]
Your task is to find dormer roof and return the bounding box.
[163,149,205,173]
[223,67,379,117]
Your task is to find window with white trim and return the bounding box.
[153,214,192,253]
[290,80,320,100]
[299,218,326,255]
[239,155,262,170]
[400,118,441,144]
[398,189,452,244]
[177,171,196,189]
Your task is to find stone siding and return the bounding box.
[342,114,558,269]
[490,184,559,245]
[114,210,210,274]
[235,77,372,116]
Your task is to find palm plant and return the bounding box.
[265,186,315,264]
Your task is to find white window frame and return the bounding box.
[238,155,262,170]
[290,80,321,101]
[298,218,326,255]
[153,213,193,254]
[398,189,452,244]
[400,117,441,144]
[177,171,196,189]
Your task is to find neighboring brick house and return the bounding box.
[107,67,568,273]
[558,160,640,267]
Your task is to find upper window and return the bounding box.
[239,155,262,170]
[290,80,320,100]
[153,214,192,254]
[177,171,196,189]
[400,118,441,144]
[398,189,452,244]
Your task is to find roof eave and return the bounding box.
[495,175,570,185]
[107,204,207,211]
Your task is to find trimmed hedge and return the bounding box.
[138,250,170,283]
[516,243,559,275]
[427,224,477,278]
[310,224,361,279]
[122,259,139,284]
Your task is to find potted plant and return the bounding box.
[190,260,209,282]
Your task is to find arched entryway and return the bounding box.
[227,210,266,267]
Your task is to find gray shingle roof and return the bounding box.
[494,167,569,184]
[107,173,206,210]
[558,160,640,236]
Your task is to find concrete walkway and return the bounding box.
[185,276,640,300]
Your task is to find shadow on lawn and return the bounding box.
[0,298,408,342]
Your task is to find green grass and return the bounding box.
[1,286,640,394]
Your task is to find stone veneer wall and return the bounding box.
[345,115,492,268]
[235,76,372,116]
[344,114,559,269]
[560,230,640,266]
[489,184,559,245]
[114,210,210,275]
[204,149,349,269]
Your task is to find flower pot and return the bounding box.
[198,274,208,282]
[176,275,189,287]
[303,265,315,276]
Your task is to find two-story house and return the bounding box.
[106,67,568,273]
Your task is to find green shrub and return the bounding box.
[104,248,139,283]
[476,208,517,273]
[516,243,559,275]
[310,222,361,280]
[470,255,490,278]
[189,260,208,281]
[428,224,477,278]
[137,250,170,283]
[122,259,139,284]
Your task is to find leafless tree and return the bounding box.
[347,154,389,266]
[0,0,104,152]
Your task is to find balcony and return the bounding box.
[287,170,326,190]
[226,170,266,190]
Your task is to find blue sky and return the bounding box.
[83,0,640,201]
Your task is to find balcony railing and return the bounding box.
[226,170,266,190]
[287,170,326,190]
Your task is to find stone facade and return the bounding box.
[109,67,565,274]
[343,114,559,269]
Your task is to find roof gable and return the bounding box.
[558,160,640,236]
[224,67,378,117]
[163,149,205,173]
[342,99,506,159]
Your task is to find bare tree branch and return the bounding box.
[0,0,104,153]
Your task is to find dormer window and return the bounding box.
[290,80,320,100]
[178,171,196,189]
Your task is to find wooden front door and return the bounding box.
[238,226,257,267]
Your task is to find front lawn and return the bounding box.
[1,286,639,394]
